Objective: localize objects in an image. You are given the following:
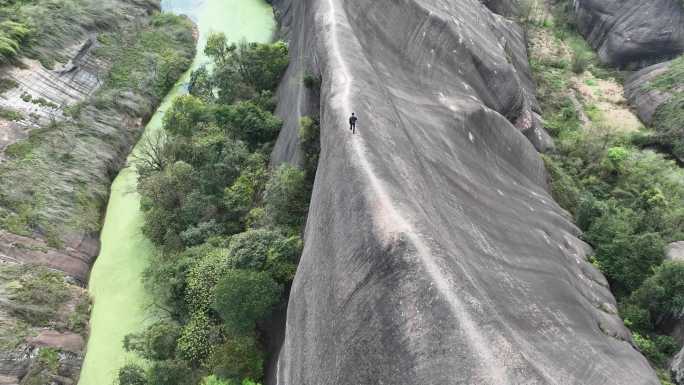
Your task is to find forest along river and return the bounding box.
[78,1,275,384]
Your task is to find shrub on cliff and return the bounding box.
[0,20,30,62]
[207,335,264,381]
[213,269,281,334]
[583,201,665,296]
[264,164,309,230]
[299,116,320,182]
[118,364,146,385]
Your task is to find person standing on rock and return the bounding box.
[349,112,358,134]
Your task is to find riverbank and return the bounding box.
[78,1,276,384]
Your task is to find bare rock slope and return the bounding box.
[572,0,684,68]
[272,0,659,384]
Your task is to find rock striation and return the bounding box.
[271,0,659,384]
[571,0,684,68]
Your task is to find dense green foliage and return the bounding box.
[121,32,317,385]
[628,262,684,332]
[530,4,684,379]
[299,116,320,182]
[213,270,281,334]
[124,321,181,361]
[0,20,29,62]
[204,35,289,103]
[119,364,147,385]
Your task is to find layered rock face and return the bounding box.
[272,0,658,384]
[572,0,684,68]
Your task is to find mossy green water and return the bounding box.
[78,2,274,384]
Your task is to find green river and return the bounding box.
[78,2,274,384]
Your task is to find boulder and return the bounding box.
[666,242,684,262]
[516,109,556,153]
[572,0,684,68]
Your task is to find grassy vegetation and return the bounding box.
[0,11,194,244]
[22,347,66,385]
[0,0,141,66]
[0,263,89,337]
[0,19,30,62]
[0,107,23,121]
[0,77,18,93]
[646,55,684,160]
[115,33,318,385]
[529,3,684,382]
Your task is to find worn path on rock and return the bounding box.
[323,0,509,382]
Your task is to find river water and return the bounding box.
[78,2,274,384]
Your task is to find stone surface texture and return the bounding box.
[271,0,659,384]
[572,0,684,68]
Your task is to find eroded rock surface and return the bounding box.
[625,60,676,125]
[272,0,658,384]
[572,0,684,68]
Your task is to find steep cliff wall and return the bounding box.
[272,0,659,383]
[572,0,684,68]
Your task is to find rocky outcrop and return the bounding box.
[625,60,676,125]
[673,347,684,385]
[624,57,684,162]
[271,0,658,383]
[572,0,684,68]
[0,231,97,285]
[666,242,684,262]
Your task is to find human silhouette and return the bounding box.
[349,112,357,134]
